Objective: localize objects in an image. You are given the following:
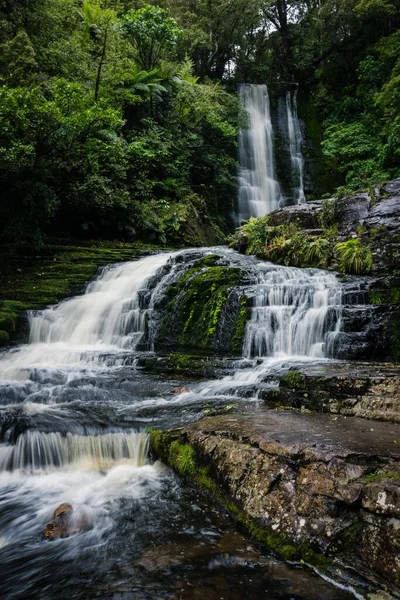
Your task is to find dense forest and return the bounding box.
[0,0,399,247]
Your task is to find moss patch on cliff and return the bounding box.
[230,295,249,354]
[157,256,246,354]
[0,240,159,344]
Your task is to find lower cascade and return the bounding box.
[0,430,149,472]
[242,264,341,359]
[0,247,390,599]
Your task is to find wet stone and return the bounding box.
[44,503,86,540]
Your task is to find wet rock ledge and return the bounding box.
[151,408,400,595]
[264,363,400,423]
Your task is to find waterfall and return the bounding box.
[286,91,305,204]
[29,253,173,351]
[0,430,149,473]
[237,84,281,220]
[243,264,341,359]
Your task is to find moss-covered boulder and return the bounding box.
[0,330,10,345]
[156,255,249,355]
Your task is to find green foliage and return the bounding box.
[334,238,373,274]
[231,210,380,275]
[0,0,399,248]
[0,30,38,86]
[304,237,331,268]
[0,330,10,345]
[121,5,182,71]
[362,471,400,483]
[322,122,390,189]
[0,0,241,248]
[0,81,130,244]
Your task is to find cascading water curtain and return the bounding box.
[237,84,281,221]
[286,90,305,204]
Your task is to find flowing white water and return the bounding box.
[0,252,174,380]
[286,90,305,204]
[30,253,173,349]
[0,249,360,599]
[243,263,341,359]
[0,430,149,473]
[237,84,281,220]
[175,255,342,402]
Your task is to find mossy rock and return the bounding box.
[157,257,248,355]
[137,353,227,378]
[0,315,16,334]
[0,330,10,345]
[149,429,331,568]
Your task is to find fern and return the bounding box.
[305,237,330,268]
[334,238,373,274]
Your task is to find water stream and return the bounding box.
[237,84,281,220]
[286,91,305,204]
[0,249,362,599]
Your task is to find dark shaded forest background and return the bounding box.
[0,0,399,247]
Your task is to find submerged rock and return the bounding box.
[44,503,86,540]
[171,386,190,394]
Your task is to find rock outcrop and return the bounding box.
[264,363,400,422]
[151,409,400,594]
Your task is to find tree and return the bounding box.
[0,30,37,85]
[164,0,263,79]
[121,5,182,71]
[80,0,117,101]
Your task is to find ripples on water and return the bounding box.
[0,248,360,599]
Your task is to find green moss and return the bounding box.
[168,440,197,476]
[362,472,400,483]
[280,370,306,391]
[0,330,10,345]
[158,258,244,353]
[231,295,249,354]
[0,316,15,334]
[333,520,363,556]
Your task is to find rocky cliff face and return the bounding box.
[267,179,400,276]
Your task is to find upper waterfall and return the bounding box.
[237,84,281,221]
[237,83,306,220]
[286,90,305,204]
